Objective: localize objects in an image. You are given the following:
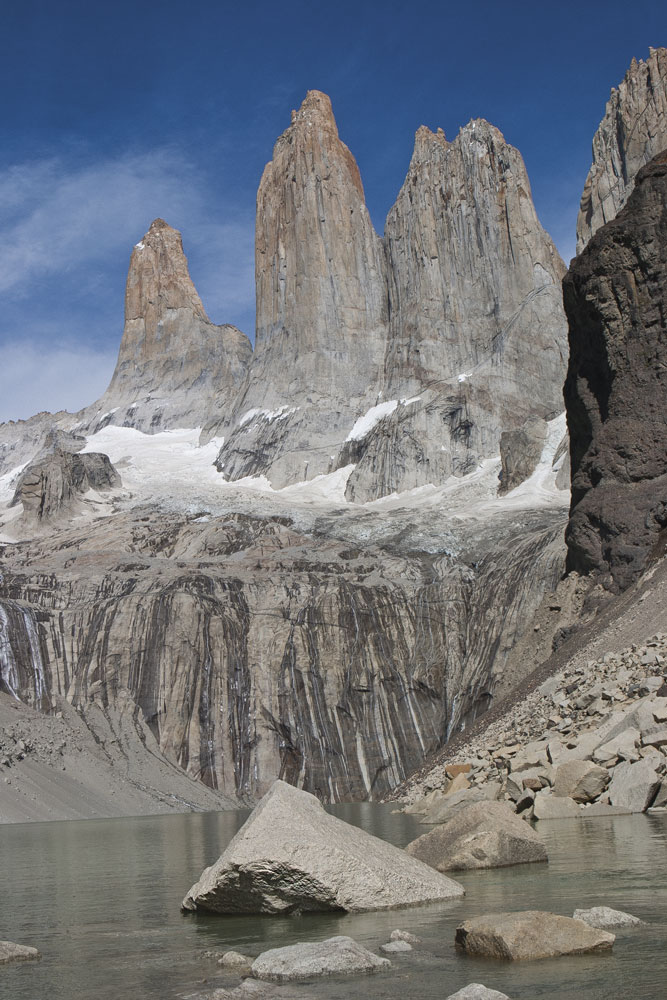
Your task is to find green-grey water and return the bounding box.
[0,805,665,999]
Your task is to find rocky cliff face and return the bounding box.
[346,120,567,501]
[577,47,667,253]
[0,87,577,808]
[85,218,252,433]
[210,101,568,501]
[0,480,566,802]
[564,151,667,591]
[206,91,388,486]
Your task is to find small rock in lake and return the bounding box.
[573,906,643,928]
[0,940,41,964]
[446,985,512,1000]
[455,911,615,960]
[380,939,412,953]
[390,928,421,944]
[251,935,390,981]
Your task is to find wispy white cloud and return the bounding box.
[0,148,256,421]
[0,340,118,423]
[0,150,204,296]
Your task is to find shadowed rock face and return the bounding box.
[577,47,667,253]
[564,151,667,591]
[85,218,252,433]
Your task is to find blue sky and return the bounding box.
[1,1,665,421]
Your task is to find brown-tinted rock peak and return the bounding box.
[123,217,210,356]
[81,217,251,434]
[208,88,387,484]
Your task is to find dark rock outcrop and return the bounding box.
[564,151,667,591]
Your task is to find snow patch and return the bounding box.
[346,397,420,442]
[238,406,297,427]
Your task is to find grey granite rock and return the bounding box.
[552,760,610,803]
[573,906,642,929]
[406,800,547,871]
[455,910,615,960]
[182,780,464,913]
[445,986,511,1000]
[348,120,567,501]
[577,47,667,252]
[250,936,390,981]
[208,91,388,487]
[0,940,41,964]
[379,939,412,953]
[11,448,120,522]
[499,418,548,495]
[607,758,661,812]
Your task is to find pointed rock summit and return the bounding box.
[210,95,568,498]
[346,118,568,500]
[205,90,388,485]
[577,47,667,253]
[86,218,251,433]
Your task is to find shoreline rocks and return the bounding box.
[397,633,667,820]
[405,801,547,871]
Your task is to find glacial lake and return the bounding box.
[0,804,665,1000]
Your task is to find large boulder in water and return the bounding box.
[181,780,464,914]
[455,910,615,960]
[405,801,547,871]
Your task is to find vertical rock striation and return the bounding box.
[87,218,252,433]
[564,151,667,591]
[577,47,667,254]
[346,120,567,501]
[207,91,388,486]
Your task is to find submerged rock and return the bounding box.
[446,986,512,1000]
[405,801,547,871]
[0,940,41,964]
[250,936,390,981]
[455,910,615,960]
[380,939,412,953]
[181,780,464,914]
[573,906,643,929]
